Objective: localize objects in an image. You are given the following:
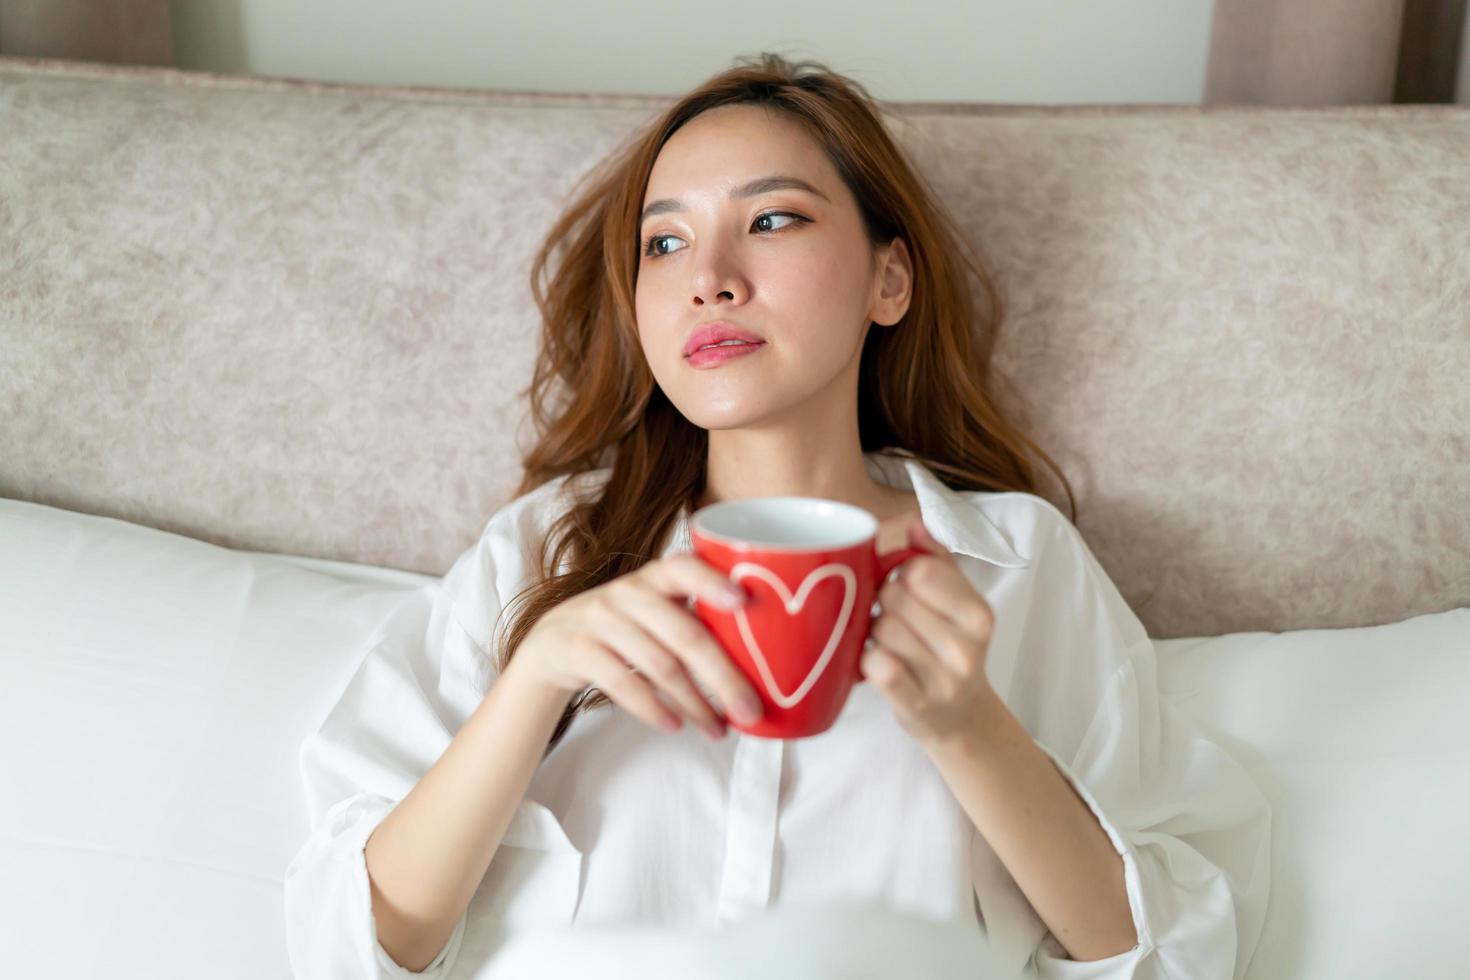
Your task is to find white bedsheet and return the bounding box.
[477,898,1022,980]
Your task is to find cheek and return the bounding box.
[633,287,654,337]
[765,242,872,329]
[769,240,840,295]
[633,291,677,367]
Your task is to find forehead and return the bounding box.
[643,105,827,200]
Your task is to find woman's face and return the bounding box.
[634,104,903,432]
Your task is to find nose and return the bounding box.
[690,244,747,308]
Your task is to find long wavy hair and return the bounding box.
[492,52,1077,758]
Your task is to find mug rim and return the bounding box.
[690,495,878,552]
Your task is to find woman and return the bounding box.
[284,53,1271,980]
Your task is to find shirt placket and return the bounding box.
[714,730,784,923]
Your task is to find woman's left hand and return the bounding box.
[861,514,1003,751]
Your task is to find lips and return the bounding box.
[686,340,765,368]
[683,321,766,358]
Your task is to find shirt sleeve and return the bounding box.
[979,504,1273,980]
[282,502,537,979]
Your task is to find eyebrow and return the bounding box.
[640,175,830,226]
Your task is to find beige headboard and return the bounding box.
[2,55,1466,639]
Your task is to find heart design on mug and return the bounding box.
[728,561,857,709]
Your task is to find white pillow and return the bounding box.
[1154,608,1470,980]
[0,498,435,979]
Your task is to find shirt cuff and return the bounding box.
[286,792,467,979]
[1029,739,1156,976]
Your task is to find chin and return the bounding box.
[684,410,755,432]
[667,396,765,431]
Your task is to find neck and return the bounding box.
[699,437,908,518]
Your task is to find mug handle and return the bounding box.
[855,543,929,683]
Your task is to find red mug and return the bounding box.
[690,496,927,739]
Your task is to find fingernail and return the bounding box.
[733,695,763,724]
[717,586,745,609]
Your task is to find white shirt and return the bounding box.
[283,450,1272,979]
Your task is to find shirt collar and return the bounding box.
[866,451,1031,569]
[665,451,1030,569]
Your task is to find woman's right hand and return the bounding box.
[513,554,765,739]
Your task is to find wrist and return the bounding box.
[494,653,578,715]
[924,685,1012,763]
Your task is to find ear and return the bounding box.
[869,236,914,328]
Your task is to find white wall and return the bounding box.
[168,0,1217,104]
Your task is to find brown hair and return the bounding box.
[491,52,1076,757]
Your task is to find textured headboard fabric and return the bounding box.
[2,55,1466,639]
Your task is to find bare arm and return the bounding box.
[361,550,763,972]
[364,658,573,973]
[927,688,1137,962]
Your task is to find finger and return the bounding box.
[891,556,975,632]
[905,517,954,564]
[633,561,765,722]
[862,639,924,703]
[870,599,947,695]
[578,640,684,733]
[645,553,749,612]
[621,578,760,726]
[878,578,974,677]
[589,596,726,736]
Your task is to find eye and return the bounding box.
[640,210,807,260]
